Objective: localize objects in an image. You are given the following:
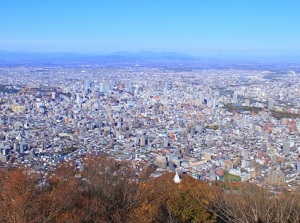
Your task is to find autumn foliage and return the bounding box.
[0,157,300,223]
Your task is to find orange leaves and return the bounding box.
[0,168,40,223]
[0,160,217,223]
[6,158,296,223]
[133,172,216,223]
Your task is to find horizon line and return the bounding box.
[1,49,300,58]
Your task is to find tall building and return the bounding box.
[232,93,238,103]
[100,83,107,93]
[271,154,278,164]
[244,99,250,107]
[76,93,82,104]
[156,156,167,169]
[282,142,290,155]
[163,137,169,147]
[268,99,274,110]
[266,169,285,186]
[297,162,300,173]
[85,80,91,94]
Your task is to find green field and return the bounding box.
[224,103,262,114]
[224,173,242,182]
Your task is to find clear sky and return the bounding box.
[1,0,300,56]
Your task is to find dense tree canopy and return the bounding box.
[0,157,300,223]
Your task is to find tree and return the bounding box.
[35,162,85,223]
[133,172,216,223]
[81,156,142,223]
[273,191,300,223]
[212,183,300,223]
[0,167,43,223]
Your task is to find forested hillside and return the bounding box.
[0,156,299,223]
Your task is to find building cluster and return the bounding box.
[1,66,300,190]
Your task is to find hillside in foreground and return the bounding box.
[1,156,300,223]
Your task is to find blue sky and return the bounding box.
[0,0,300,56]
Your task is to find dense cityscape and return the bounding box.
[2,0,300,221]
[1,66,300,191]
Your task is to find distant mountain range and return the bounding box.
[107,50,196,59]
[0,50,299,67]
[0,50,199,66]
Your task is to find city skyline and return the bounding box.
[1,0,300,57]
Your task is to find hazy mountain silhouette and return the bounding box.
[0,50,299,67]
[0,50,199,65]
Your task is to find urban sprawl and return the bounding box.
[1,66,300,191]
